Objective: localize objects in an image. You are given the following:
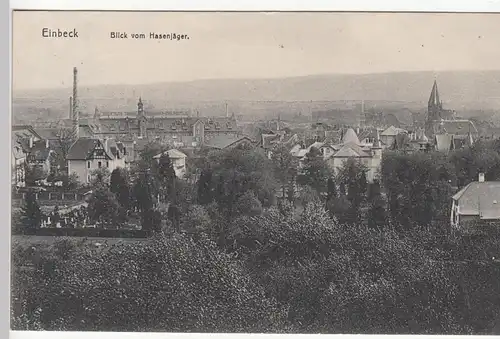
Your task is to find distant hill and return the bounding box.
[12,70,500,124]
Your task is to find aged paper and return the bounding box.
[10,10,500,335]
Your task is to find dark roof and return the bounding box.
[12,125,42,140]
[26,140,53,161]
[205,135,254,149]
[67,138,111,160]
[94,116,237,134]
[432,120,478,136]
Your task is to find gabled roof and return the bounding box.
[12,125,42,140]
[67,138,112,161]
[439,120,478,136]
[153,149,187,159]
[452,181,500,218]
[205,135,254,150]
[333,142,371,158]
[342,128,360,145]
[435,134,454,152]
[381,126,407,137]
[25,140,53,162]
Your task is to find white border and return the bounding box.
[7,1,500,339]
[9,0,500,12]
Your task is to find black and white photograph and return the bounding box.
[9,10,500,335]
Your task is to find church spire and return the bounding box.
[428,80,442,110]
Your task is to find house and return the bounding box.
[291,127,383,183]
[153,149,188,178]
[12,144,27,187]
[66,138,125,184]
[450,173,500,230]
[325,128,383,183]
[380,125,407,149]
[22,138,58,181]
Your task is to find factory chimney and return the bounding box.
[69,96,73,119]
[72,67,79,140]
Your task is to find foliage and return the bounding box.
[235,191,263,217]
[297,147,331,195]
[449,140,500,187]
[381,151,455,229]
[271,144,298,199]
[20,189,43,231]
[87,185,124,228]
[110,168,130,210]
[158,152,177,201]
[90,168,111,188]
[197,169,214,205]
[199,147,278,219]
[11,235,286,332]
[24,163,48,186]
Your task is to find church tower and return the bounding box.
[427,80,443,121]
[425,80,443,138]
[137,97,146,138]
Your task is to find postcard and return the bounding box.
[10,10,500,335]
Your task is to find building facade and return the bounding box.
[67,138,126,184]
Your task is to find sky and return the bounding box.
[12,11,500,90]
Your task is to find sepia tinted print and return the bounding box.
[10,11,500,334]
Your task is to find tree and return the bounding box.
[24,163,48,186]
[54,128,74,172]
[87,185,124,228]
[367,181,387,230]
[235,191,263,217]
[337,159,369,224]
[90,168,110,188]
[167,204,181,232]
[20,189,43,231]
[141,209,162,233]
[297,146,330,195]
[326,177,338,202]
[51,206,61,227]
[132,173,154,213]
[158,152,176,201]
[61,172,79,190]
[271,144,298,199]
[110,168,130,210]
[197,169,213,205]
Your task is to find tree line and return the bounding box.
[11,138,500,333]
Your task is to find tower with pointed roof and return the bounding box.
[425,80,452,138]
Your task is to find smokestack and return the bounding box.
[29,137,33,149]
[225,103,229,118]
[69,96,73,119]
[72,67,79,140]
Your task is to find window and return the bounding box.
[87,161,91,169]
[106,161,109,168]
[98,161,102,168]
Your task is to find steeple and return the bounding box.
[428,80,442,111]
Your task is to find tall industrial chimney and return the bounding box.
[72,67,79,140]
[69,96,73,119]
